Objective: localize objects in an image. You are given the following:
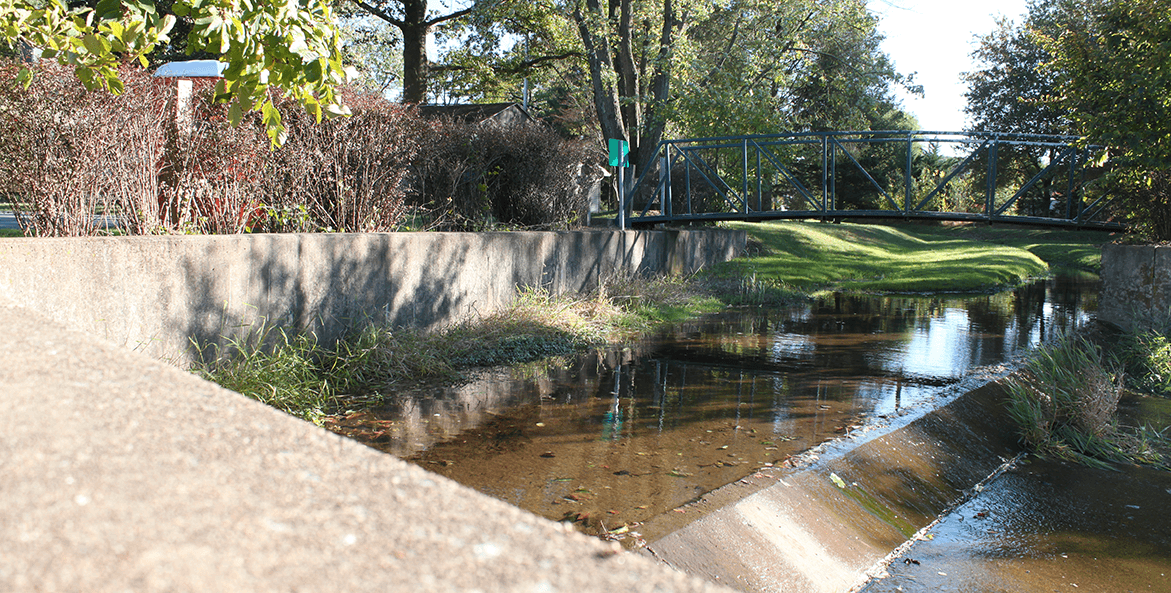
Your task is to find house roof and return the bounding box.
[417,102,535,125]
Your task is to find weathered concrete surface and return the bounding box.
[0,229,743,366]
[640,382,1022,593]
[0,299,731,593]
[1099,242,1171,329]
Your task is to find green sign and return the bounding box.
[608,138,629,167]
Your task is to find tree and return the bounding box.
[347,0,480,103]
[961,1,1098,216]
[572,0,685,178]
[1039,0,1171,239]
[1,0,352,145]
[1040,0,1171,169]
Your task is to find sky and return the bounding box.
[867,0,1030,132]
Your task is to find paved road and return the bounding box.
[0,212,19,230]
[0,212,122,233]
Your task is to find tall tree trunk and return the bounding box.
[636,0,676,176]
[400,0,429,104]
[573,1,626,144]
[616,0,640,162]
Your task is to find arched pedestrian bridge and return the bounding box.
[619,130,1124,230]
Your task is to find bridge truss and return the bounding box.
[619,131,1124,230]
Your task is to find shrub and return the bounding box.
[0,60,170,236]
[2,59,598,236]
[413,118,601,231]
[1118,314,1171,397]
[258,90,426,233]
[157,79,269,234]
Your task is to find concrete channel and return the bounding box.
[4,231,1147,592]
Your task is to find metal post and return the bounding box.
[755,146,762,212]
[617,165,626,230]
[821,135,829,211]
[1066,147,1078,221]
[986,139,998,221]
[830,138,837,211]
[662,145,672,218]
[742,138,749,214]
[904,132,913,214]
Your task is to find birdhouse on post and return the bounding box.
[152,60,226,140]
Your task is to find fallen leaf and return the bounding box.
[830,472,847,489]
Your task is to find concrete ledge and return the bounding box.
[0,229,744,366]
[0,299,730,592]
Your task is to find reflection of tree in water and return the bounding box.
[374,277,1098,461]
[649,276,1097,389]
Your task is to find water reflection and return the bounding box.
[330,276,1097,536]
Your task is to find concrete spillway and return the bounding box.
[640,380,1023,592]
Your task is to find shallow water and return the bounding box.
[861,395,1171,593]
[331,276,1097,537]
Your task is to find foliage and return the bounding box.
[1041,0,1171,241]
[412,117,601,230]
[966,0,1170,239]
[961,2,1102,219]
[1005,333,1167,468]
[1118,316,1171,398]
[1039,0,1171,170]
[1,0,351,145]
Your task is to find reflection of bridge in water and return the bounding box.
[620,130,1123,230]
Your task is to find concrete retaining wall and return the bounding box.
[0,229,743,366]
[1099,243,1171,329]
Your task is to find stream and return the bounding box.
[332,276,1094,536]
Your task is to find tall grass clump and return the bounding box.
[1006,334,1167,468]
[194,327,337,424]
[1117,313,1171,397]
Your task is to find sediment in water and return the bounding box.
[640,380,1023,593]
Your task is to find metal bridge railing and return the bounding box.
[619,130,1122,229]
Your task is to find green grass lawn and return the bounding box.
[715,221,1117,294]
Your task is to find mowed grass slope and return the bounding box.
[717,221,1116,294]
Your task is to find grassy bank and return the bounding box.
[711,221,1116,294]
[195,280,729,423]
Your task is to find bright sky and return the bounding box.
[868,0,1030,132]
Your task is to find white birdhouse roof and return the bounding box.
[152,60,227,78]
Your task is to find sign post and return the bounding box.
[608,138,629,229]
